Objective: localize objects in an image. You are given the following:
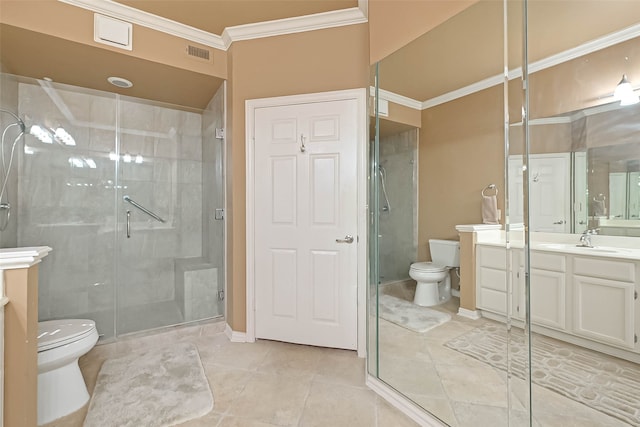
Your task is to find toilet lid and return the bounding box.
[38,319,96,352]
[410,262,446,272]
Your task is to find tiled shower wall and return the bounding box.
[0,72,19,249]
[378,129,418,283]
[14,80,223,337]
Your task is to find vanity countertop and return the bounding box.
[473,229,640,260]
[476,239,640,260]
[0,246,52,269]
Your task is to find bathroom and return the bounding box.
[1,0,640,426]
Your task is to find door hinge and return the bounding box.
[218,290,225,301]
[215,208,224,220]
[635,334,638,344]
[635,290,638,300]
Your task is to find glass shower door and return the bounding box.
[114,95,223,335]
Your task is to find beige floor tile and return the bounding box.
[217,416,283,427]
[378,356,446,397]
[313,351,366,388]
[376,398,422,427]
[424,341,488,368]
[206,340,272,370]
[203,363,254,414]
[256,341,324,376]
[299,381,377,427]
[227,371,312,426]
[175,409,222,426]
[436,364,509,407]
[452,402,514,427]
[406,394,457,427]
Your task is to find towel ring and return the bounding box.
[482,184,498,197]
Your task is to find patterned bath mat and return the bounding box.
[84,342,213,427]
[445,323,640,425]
[378,294,451,333]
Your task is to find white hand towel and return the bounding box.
[482,194,499,224]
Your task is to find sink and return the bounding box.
[534,243,628,255]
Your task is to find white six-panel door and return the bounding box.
[252,98,358,349]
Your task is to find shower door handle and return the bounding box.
[336,235,354,244]
[126,210,131,238]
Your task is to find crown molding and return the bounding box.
[223,7,367,44]
[58,0,367,51]
[417,21,640,110]
[58,0,227,49]
[369,86,422,110]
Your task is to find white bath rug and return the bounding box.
[378,294,451,333]
[83,342,213,427]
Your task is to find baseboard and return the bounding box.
[457,307,482,320]
[366,375,446,426]
[224,323,247,342]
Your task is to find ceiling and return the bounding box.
[115,0,357,36]
[0,0,358,110]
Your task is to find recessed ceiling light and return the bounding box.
[107,76,133,88]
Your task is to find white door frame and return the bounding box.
[245,88,367,357]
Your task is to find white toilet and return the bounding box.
[409,239,460,306]
[37,319,99,425]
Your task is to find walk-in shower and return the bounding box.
[0,73,226,340]
[377,128,418,284]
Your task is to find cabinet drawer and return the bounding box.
[573,257,635,282]
[479,288,507,315]
[478,267,507,292]
[477,245,507,269]
[530,252,566,272]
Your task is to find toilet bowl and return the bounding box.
[37,319,99,425]
[409,239,460,307]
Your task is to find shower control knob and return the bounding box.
[336,235,354,244]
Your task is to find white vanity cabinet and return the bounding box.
[476,245,509,315]
[572,256,637,349]
[476,243,639,356]
[513,250,567,330]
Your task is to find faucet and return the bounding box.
[578,229,599,248]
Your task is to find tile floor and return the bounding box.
[43,320,419,427]
[377,283,634,427]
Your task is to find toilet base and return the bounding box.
[413,276,452,307]
[38,359,89,425]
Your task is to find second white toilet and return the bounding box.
[409,239,460,306]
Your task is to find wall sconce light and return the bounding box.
[614,74,639,106]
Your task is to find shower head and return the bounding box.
[0,109,25,133]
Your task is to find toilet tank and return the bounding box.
[429,239,460,267]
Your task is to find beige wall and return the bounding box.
[418,85,503,262]
[368,0,478,64]
[225,24,370,331]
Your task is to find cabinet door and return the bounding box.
[530,268,566,330]
[573,275,635,349]
[476,246,508,315]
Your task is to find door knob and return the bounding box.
[553,220,565,224]
[336,235,354,244]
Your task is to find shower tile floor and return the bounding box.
[43,319,418,427]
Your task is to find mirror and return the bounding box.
[372,0,640,425]
[508,84,640,236]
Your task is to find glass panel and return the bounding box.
[1,73,225,340]
[374,1,513,425]
[115,91,225,335]
[11,76,118,339]
[526,1,640,426]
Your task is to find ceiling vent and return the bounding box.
[94,14,132,51]
[186,45,211,62]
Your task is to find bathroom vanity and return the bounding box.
[474,231,640,362]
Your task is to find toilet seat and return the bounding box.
[410,262,447,273]
[38,319,97,352]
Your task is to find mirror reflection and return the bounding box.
[372,0,640,426]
